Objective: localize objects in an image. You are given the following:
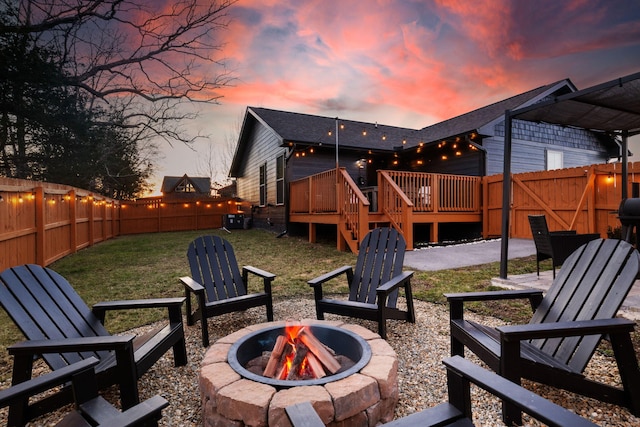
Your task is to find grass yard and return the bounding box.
[0,227,636,382]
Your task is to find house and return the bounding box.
[229,79,618,239]
[161,174,211,200]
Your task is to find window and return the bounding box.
[259,163,267,206]
[276,154,285,205]
[547,150,563,170]
[175,178,196,192]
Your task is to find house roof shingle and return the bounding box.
[415,80,570,144]
[246,79,571,153]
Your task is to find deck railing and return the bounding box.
[289,169,482,249]
[289,169,337,213]
[383,171,481,212]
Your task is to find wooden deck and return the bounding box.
[289,169,482,252]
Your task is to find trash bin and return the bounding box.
[224,214,244,229]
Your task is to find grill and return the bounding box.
[618,198,640,243]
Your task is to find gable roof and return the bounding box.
[161,175,211,194]
[414,80,574,145]
[248,107,419,150]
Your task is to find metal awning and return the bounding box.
[500,71,640,278]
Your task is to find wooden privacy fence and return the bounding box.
[2,161,639,270]
[0,178,120,270]
[483,162,640,239]
[0,177,240,271]
[118,198,235,234]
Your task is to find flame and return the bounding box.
[280,323,312,379]
[285,323,303,342]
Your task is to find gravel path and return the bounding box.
[2,298,638,426]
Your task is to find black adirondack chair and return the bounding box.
[446,238,640,425]
[0,264,187,426]
[180,235,275,347]
[308,227,415,339]
[285,356,598,427]
[528,214,600,278]
[0,357,168,427]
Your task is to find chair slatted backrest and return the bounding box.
[529,215,554,256]
[187,236,247,303]
[350,228,406,306]
[0,264,112,371]
[528,238,639,372]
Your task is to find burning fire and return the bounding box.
[280,324,312,379]
[262,322,341,381]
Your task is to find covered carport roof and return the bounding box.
[500,71,640,278]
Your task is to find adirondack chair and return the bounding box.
[446,238,640,425]
[528,214,600,278]
[285,356,598,427]
[0,264,187,426]
[180,235,275,347]
[308,227,415,339]
[0,357,168,427]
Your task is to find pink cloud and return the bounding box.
[214,0,640,125]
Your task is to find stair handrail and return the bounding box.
[337,169,369,249]
[378,171,414,248]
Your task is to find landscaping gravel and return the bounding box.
[2,298,638,426]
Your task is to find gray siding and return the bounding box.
[483,119,611,176]
[236,122,287,206]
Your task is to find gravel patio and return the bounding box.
[1,297,638,426]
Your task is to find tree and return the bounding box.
[0,0,236,197]
[197,111,240,195]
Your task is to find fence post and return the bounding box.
[35,186,45,266]
[69,190,77,255]
[88,195,95,246]
[100,199,106,242]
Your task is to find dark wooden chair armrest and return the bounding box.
[497,317,636,341]
[0,358,100,408]
[376,271,414,294]
[93,297,185,312]
[103,394,168,427]
[443,356,598,427]
[308,265,353,287]
[445,289,543,302]
[285,401,325,427]
[243,265,275,294]
[8,335,135,356]
[180,276,205,293]
[92,297,185,325]
[446,289,544,320]
[243,265,275,280]
[78,394,169,427]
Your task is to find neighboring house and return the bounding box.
[229,79,618,233]
[161,174,211,200]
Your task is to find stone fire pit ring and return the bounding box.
[200,319,399,427]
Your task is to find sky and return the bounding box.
[149,0,640,195]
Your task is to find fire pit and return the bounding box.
[200,319,399,426]
[228,322,371,388]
